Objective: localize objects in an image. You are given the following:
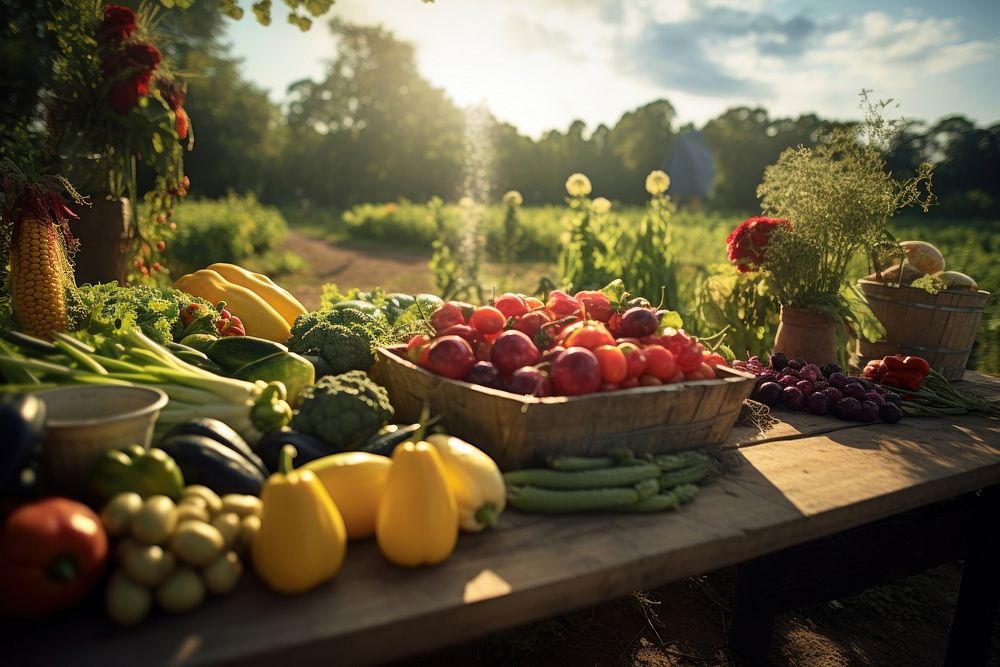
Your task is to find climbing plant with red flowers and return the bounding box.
[46,3,192,281]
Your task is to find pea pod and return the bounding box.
[657,462,712,491]
[503,463,660,490]
[507,479,658,513]
[545,455,615,471]
[651,451,710,472]
[615,484,700,513]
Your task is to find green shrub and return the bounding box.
[165,193,290,275]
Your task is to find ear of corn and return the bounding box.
[11,217,70,338]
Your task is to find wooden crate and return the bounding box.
[857,280,990,380]
[375,346,757,470]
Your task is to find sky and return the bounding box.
[227,0,1000,138]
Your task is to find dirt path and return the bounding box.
[277,230,436,310]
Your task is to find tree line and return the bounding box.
[3,6,998,218]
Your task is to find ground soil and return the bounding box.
[277,231,1000,666]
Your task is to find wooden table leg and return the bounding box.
[730,557,774,666]
[944,488,1000,667]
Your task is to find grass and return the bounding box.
[282,202,999,375]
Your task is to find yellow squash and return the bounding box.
[206,263,307,327]
[426,434,505,532]
[302,451,392,540]
[376,441,458,567]
[174,269,291,342]
[252,446,347,594]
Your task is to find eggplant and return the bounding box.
[254,428,336,473]
[160,419,269,477]
[0,394,46,494]
[362,423,423,456]
[158,434,265,496]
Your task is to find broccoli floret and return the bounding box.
[289,307,385,374]
[292,370,394,450]
[289,321,374,375]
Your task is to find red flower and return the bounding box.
[726,216,789,273]
[99,5,136,43]
[158,79,186,110]
[175,107,189,139]
[125,43,161,69]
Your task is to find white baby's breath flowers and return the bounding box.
[565,173,592,198]
[645,170,671,196]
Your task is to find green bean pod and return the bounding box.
[652,450,709,472]
[657,462,712,490]
[507,479,659,513]
[503,463,661,490]
[615,484,700,513]
[545,454,616,471]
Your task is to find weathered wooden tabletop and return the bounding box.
[10,373,1000,667]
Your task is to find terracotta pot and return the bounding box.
[70,197,131,285]
[773,307,837,365]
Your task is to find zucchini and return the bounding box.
[205,336,289,372]
[545,454,616,471]
[2,331,58,356]
[615,484,700,512]
[657,462,712,490]
[160,419,268,477]
[179,334,217,353]
[503,463,661,490]
[232,352,315,406]
[158,434,265,496]
[361,418,440,456]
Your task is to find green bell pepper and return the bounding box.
[89,446,185,502]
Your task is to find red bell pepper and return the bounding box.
[878,355,930,391]
[0,498,109,618]
[215,301,246,337]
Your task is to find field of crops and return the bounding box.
[280,201,998,374]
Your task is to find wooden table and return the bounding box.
[10,374,1000,666]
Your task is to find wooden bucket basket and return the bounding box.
[374,346,756,470]
[857,279,990,380]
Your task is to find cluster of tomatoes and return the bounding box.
[405,289,727,397]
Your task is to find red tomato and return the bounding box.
[638,374,662,386]
[493,293,528,319]
[545,290,583,317]
[550,347,602,395]
[617,341,647,379]
[573,290,613,322]
[685,363,716,381]
[666,369,686,383]
[561,322,615,350]
[702,353,728,368]
[512,309,551,338]
[469,306,505,335]
[592,344,628,383]
[643,345,677,380]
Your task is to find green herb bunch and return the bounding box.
[755,93,935,312]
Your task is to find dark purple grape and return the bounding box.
[821,363,843,378]
[828,372,847,389]
[822,387,844,403]
[779,375,799,388]
[755,381,783,406]
[859,400,880,422]
[863,391,885,406]
[759,368,777,380]
[883,392,902,406]
[879,403,904,423]
[782,386,806,410]
[813,380,829,392]
[781,367,800,380]
[798,367,819,383]
[796,380,815,396]
[787,357,807,371]
[802,363,823,377]
[466,361,501,388]
[843,383,867,401]
[856,378,875,392]
[805,391,831,415]
[769,352,788,371]
[834,397,862,421]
